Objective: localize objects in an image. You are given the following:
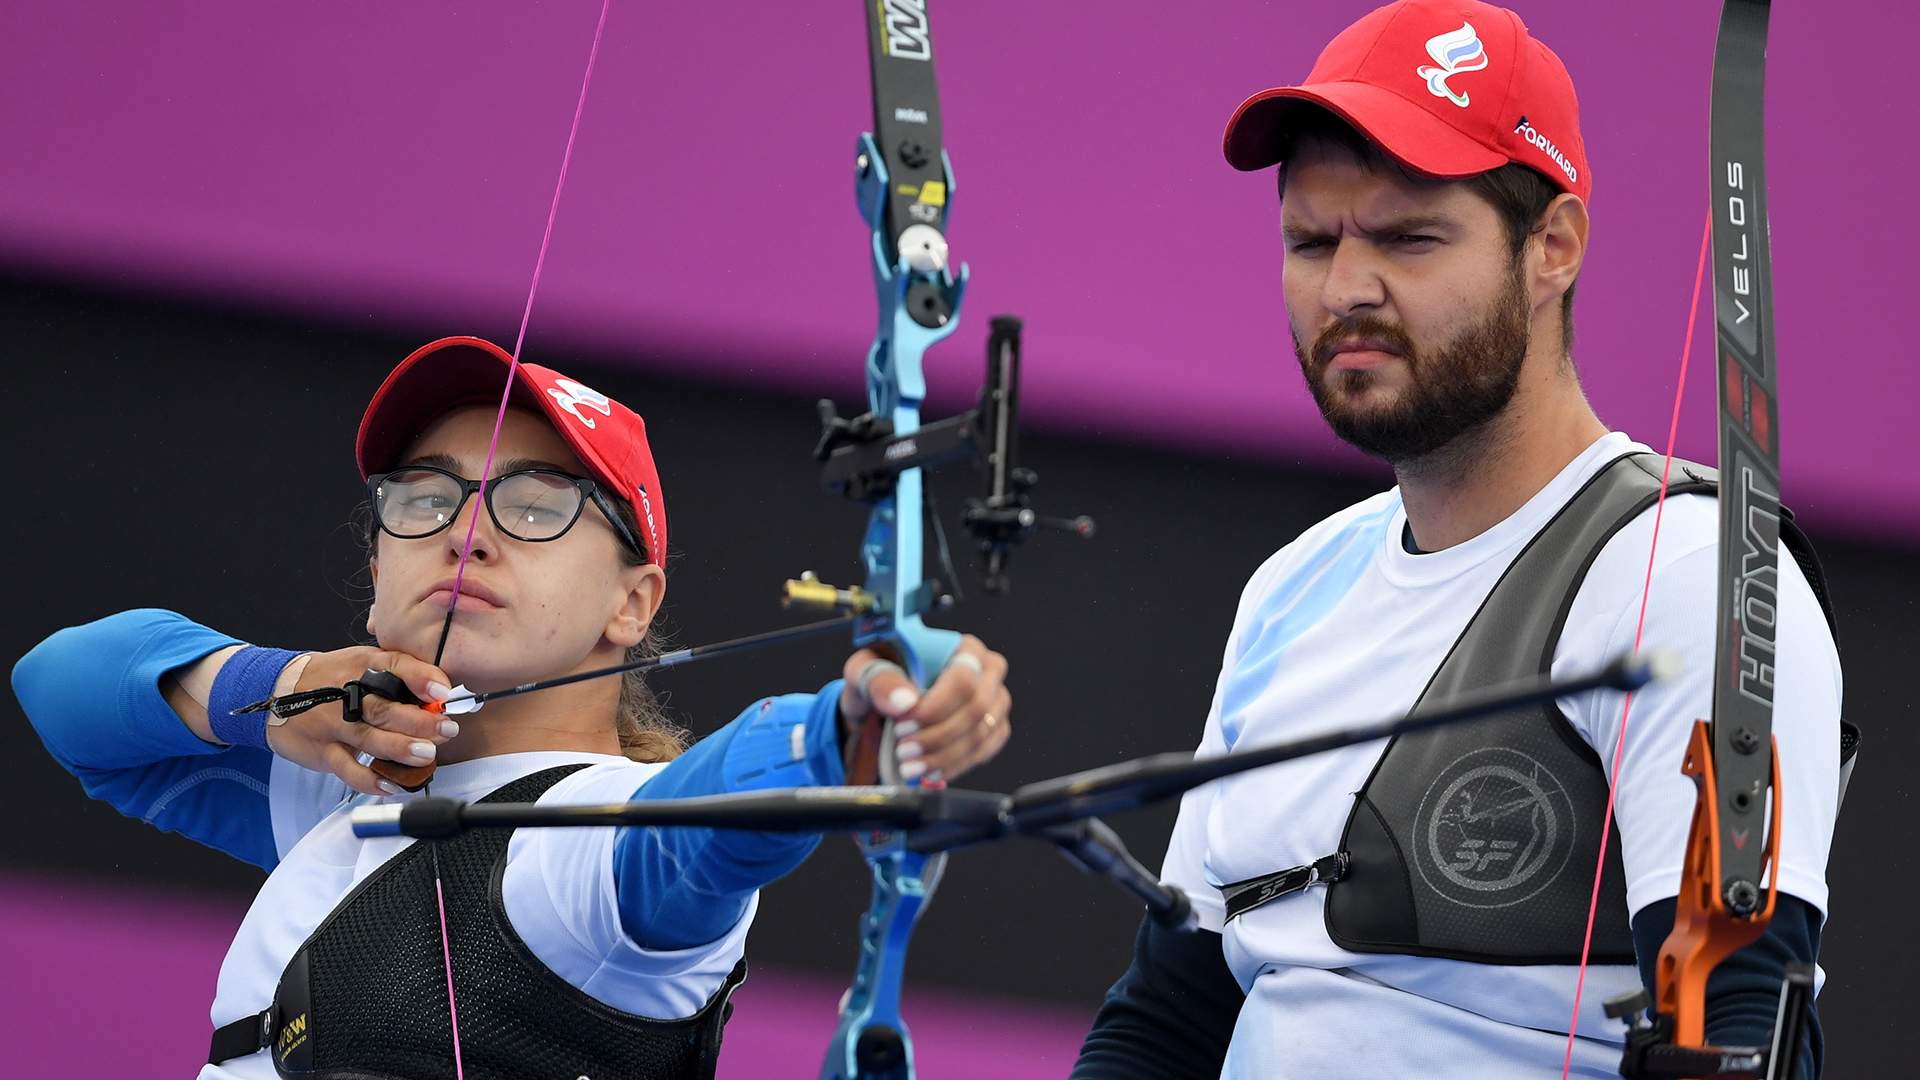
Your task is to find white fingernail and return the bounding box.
[896,740,923,761]
[409,741,436,763]
[438,719,460,738]
[893,721,920,738]
[427,682,452,701]
[900,760,926,781]
[377,780,401,796]
[888,687,920,712]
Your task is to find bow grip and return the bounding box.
[343,669,437,792]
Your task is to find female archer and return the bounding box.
[12,335,1013,1079]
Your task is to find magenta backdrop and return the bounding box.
[3,0,1913,539]
[0,872,1087,1077]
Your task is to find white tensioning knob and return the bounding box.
[897,224,949,274]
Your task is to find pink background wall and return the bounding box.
[3,1,1913,537]
[0,873,1088,1077]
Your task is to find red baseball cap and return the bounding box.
[356,336,667,565]
[1222,0,1590,202]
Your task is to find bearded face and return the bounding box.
[1291,255,1532,462]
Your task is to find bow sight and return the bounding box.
[799,314,1095,610]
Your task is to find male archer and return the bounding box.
[1072,2,1840,1077]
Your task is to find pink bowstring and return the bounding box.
[440,0,613,659]
[1557,214,1711,1079]
[434,4,613,1077]
[435,873,466,1073]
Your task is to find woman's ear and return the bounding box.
[366,557,380,636]
[605,564,666,648]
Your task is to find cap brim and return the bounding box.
[1223,82,1508,178]
[356,337,552,479]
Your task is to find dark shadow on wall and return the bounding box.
[1,272,1909,1076]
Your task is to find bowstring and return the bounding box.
[428,2,613,1074]
[1557,214,1712,1078]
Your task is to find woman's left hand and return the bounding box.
[839,635,1010,783]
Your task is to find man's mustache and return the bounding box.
[1310,319,1417,367]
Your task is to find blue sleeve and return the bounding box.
[11,608,282,870]
[611,680,848,950]
[1632,894,1823,1077]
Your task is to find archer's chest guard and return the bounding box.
[1222,453,1834,965]
[210,764,745,1079]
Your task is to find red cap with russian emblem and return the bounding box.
[355,336,667,565]
[1222,0,1590,202]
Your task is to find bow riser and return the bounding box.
[854,131,968,682]
[824,856,939,1079]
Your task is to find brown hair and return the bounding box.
[360,490,688,764]
[602,494,689,762]
[1275,108,1578,356]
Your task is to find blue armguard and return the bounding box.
[207,646,304,749]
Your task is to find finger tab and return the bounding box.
[373,760,434,792]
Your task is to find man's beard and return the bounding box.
[1293,263,1531,463]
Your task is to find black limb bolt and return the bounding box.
[1725,879,1761,915]
[854,1025,907,1077]
[904,280,950,329]
[1732,726,1762,755]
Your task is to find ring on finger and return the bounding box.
[982,712,998,730]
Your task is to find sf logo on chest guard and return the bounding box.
[1414,747,1577,908]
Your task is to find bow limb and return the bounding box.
[1653,0,1789,1057]
[1570,3,1798,1077]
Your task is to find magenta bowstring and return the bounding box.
[1558,214,1711,1079]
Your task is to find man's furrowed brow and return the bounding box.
[1282,220,1332,244]
[1284,213,1456,244]
[1356,213,1455,237]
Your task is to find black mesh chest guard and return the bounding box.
[1318,457,1700,963]
[1323,453,1832,963]
[1222,453,1843,965]
[215,763,745,1079]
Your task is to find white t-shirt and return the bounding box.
[1159,432,1842,1079]
[200,751,753,1080]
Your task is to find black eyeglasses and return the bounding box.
[369,464,647,562]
